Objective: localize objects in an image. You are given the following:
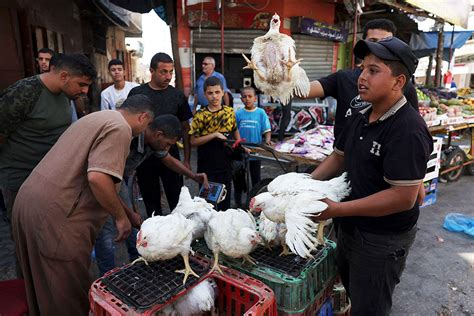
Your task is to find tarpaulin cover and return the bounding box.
[406,0,470,28]
[409,31,473,61]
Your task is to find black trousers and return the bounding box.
[336,224,417,316]
[233,159,261,207]
[135,149,183,217]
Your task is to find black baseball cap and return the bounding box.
[354,37,419,77]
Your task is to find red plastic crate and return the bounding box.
[89,257,277,316]
[0,279,28,316]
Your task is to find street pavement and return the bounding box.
[1,159,473,315]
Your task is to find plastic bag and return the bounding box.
[443,213,474,237]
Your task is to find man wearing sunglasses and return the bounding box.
[193,56,230,113]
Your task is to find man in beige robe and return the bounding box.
[12,94,154,315]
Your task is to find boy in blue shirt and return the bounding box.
[234,87,272,207]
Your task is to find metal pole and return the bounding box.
[434,27,444,87]
[425,53,433,86]
[351,0,359,69]
[448,24,455,69]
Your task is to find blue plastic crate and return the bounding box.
[317,298,333,316]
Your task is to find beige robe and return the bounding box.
[12,110,132,316]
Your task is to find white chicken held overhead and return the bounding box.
[132,212,199,285]
[250,172,351,258]
[242,13,310,105]
[204,208,261,275]
[172,186,216,240]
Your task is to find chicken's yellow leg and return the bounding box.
[279,242,291,256]
[209,252,224,275]
[131,256,149,266]
[176,253,200,285]
[316,220,326,246]
[242,54,266,81]
[281,47,303,81]
[242,254,257,265]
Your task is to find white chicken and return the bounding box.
[242,13,310,105]
[250,172,350,258]
[258,212,288,255]
[204,208,262,274]
[172,186,217,240]
[157,278,218,316]
[132,212,199,284]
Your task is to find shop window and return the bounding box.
[32,26,64,54]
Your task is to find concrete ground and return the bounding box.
[1,155,473,315]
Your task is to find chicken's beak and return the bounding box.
[252,234,263,245]
[249,198,255,210]
[136,231,147,248]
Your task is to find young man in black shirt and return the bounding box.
[128,53,193,216]
[308,19,418,140]
[311,37,433,315]
[307,18,424,203]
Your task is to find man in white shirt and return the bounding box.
[100,59,139,110]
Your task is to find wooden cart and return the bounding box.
[429,122,474,181]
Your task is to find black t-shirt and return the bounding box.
[197,139,233,179]
[334,96,433,234]
[128,83,192,162]
[128,83,193,122]
[319,68,418,140]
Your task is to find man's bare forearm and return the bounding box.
[311,152,344,180]
[88,171,127,220]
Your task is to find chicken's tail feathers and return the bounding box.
[259,212,279,243]
[178,186,193,203]
[247,210,258,228]
[284,201,327,258]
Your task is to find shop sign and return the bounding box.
[293,17,348,42]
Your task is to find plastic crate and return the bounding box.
[317,298,333,316]
[332,281,351,315]
[195,239,338,313]
[89,256,278,315]
[279,278,335,316]
[421,191,437,208]
[424,137,443,182]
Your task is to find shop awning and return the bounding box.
[93,0,143,36]
[409,31,473,61]
[405,0,470,29]
[109,0,164,13]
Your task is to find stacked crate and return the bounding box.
[422,136,443,207]
[89,256,277,315]
[195,239,337,314]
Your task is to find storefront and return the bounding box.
[176,0,340,96]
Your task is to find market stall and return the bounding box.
[417,87,474,182]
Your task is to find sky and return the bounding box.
[141,11,173,65]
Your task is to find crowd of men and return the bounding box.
[0,18,433,316]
